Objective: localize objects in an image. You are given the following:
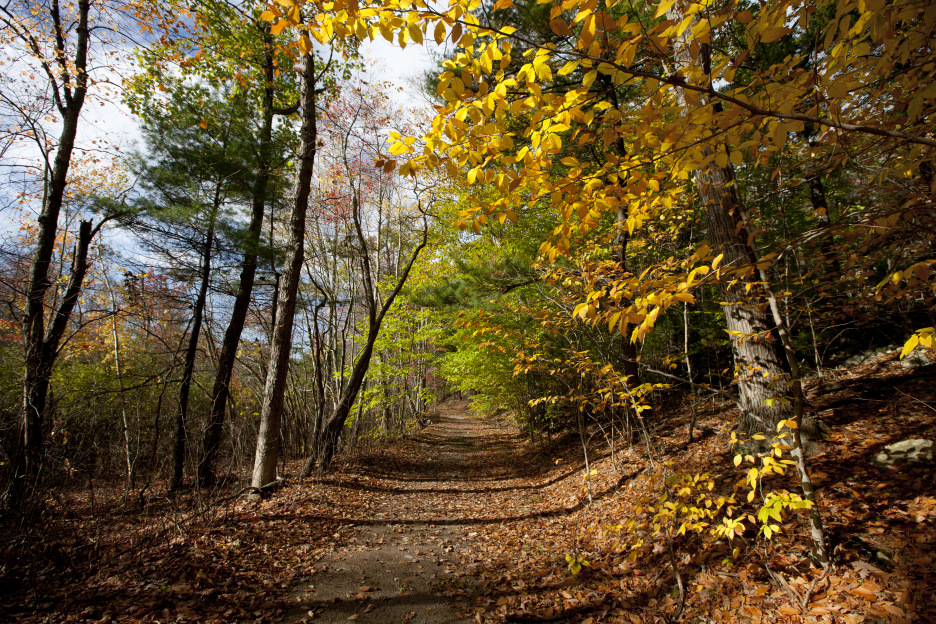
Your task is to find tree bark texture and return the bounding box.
[667,1,796,443]
[251,51,317,490]
[695,159,796,439]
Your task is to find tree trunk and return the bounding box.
[695,158,795,439]
[199,28,276,487]
[251,50,317,491]
[666,0,828,565]
[170,208,216,491]
[8,0,91,508]
[603,73,641,389]
[14,220,94,505]
[667,2,796,444]
[614,224,641,385]
[104,273,135,494]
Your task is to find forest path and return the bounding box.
[282,400,541,624]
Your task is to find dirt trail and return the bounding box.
[283,401,530,624]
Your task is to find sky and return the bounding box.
[0,31,441,249]
[360,37,441,102]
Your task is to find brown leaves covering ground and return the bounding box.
[2,354,935,624]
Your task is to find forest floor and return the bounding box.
[2,352,936,623]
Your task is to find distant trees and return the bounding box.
[301,83,432,473]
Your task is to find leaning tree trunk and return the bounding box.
[251,50,317,491]
[199,28,276,487]
[170,208,216,491]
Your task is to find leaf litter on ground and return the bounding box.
[2,354,935,623]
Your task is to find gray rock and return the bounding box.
[842,346,897,368]
[872,438,934,467]
[900,349,933,369]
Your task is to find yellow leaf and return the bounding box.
[558,60,580,76]
[270,19,290,35]
[389,141,411,156]
[654,0,676,19]
[900,333,920,359]
[434,21,446,45]
[583,70,597,88]
[620,40,637,68]
[581,13,596,43]
[712,253,724,269]
[733,454,742,467]
[259,10,278,22]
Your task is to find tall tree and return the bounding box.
[126,83,251,490]
[251,49,319,490]
[0,0,119,507]
[664,1,797,445]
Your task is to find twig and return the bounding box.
[763,564,807,614]
[894,388,936,413]
[802,565,833,611]
[666,530,686,621]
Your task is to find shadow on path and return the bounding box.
[280,401,630,624]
